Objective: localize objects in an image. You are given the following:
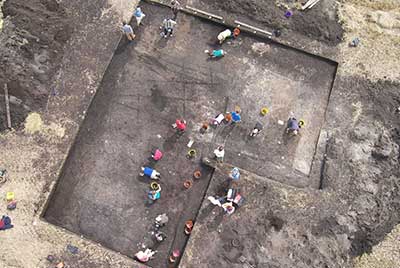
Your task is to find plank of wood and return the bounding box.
[185,5,224,20]
[4,84,11,129]
[302,0,319,10]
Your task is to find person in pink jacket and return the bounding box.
[152,149,163,161]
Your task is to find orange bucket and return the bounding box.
[193,170,202,179]
[183,179,193,189]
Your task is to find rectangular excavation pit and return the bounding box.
[43,1,337,267]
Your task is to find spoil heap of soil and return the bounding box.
[198,0,343,45]
[0,0,71,130]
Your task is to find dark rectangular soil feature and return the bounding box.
[43,1,337,267]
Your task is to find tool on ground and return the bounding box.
[7,201,17,210]
[349,37,360,47]
[6,192,14,202]
[46,255,56,262]
[67,244,79,254]
[187,139,194,147]
[0,169,7,184]
[285,10,293,18]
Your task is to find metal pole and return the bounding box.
[234,20,272,37]
[4,84,11,129]
[185,5,224,21]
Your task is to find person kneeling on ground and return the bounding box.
[160,18,177,38]
[134,7,146,26]
[151,149,163,161]
[135,248,157,263]
[140,166,161,179]
[213,145,225,162]
[205,49,225,58]
[230,110,241,124]
[122,21,136,41]
[286,117,302,135]
[172,119,186,133]
[148,188,161,201]
[217,29,232,44]
[250,122,263,137]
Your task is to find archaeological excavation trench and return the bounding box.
[42,1,337,266]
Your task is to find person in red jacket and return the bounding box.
[172,119,186,133]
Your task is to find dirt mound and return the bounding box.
[197,0,343,45]
[0,0,72,130]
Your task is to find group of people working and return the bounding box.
[122,1,180,41]
[127,2,307,263]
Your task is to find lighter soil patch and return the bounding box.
[338,1,400,81]
[24,112,65,138]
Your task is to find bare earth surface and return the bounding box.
[0,0,400,268]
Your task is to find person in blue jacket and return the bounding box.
[140,166,161,179]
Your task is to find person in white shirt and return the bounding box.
[135,248,156,263]
[214,145,225,162]
[161,18,177,38]
[122,21,135,41]
[217,29,232,44]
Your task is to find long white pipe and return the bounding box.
[234,20,272,36]
[302,0,319,10]
[185,5,223,20]
[309,0,321,9]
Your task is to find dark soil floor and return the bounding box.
[44,1,337,266]
[0,0,343,131]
